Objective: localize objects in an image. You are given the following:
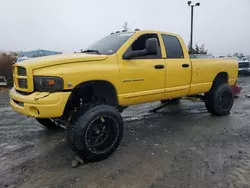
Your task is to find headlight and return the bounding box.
[34,76,64,92]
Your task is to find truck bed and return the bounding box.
[188,58,238,95]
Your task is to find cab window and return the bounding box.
[161,34,184,58]
[127,33,162,59]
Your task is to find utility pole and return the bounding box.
[187,1,200,53]
[122,22,129,31]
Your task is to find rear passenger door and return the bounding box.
[161,34,192,99]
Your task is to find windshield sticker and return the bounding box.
[119,33,133,36]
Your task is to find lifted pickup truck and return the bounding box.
[10,30,238,161]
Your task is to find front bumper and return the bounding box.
[9,88,71,118]
[238,68,250,74]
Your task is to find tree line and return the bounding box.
[0,53,16,86]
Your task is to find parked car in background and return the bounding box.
[238,58,250,75]
[0,76,7,86]
[241,57,250,61]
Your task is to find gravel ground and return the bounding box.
[1,77,250,188]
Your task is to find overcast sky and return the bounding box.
[0,0,249,56]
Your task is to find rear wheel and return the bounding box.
[67,104,124,162]
[36,118,59,129]
[205,84,234,116]
[204,92,215,114]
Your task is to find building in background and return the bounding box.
[16,49,62,63]
[19,49,62,58]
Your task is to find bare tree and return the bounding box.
[233,52,244,59]
[188,43,209,55]
[0,53,16,86]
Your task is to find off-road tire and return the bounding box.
[204,92,216,114]
[67,104,124,162]
[205,84,234,116]
[36,118,59,129]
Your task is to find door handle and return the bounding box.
[182,64,189,68]
[154,65,165,69]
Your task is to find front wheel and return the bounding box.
[67,105,124,162]
[205,84,234,116]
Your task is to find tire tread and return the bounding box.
[67,104,124,162]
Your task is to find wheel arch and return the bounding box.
[211,72,229,90]
[63,80,119,115]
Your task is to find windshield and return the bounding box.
[85,32,134,55]
[242,57,249,61]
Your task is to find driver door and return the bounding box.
[117,33,166,105]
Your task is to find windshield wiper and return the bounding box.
[81,49,101,55]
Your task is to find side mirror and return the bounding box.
[145,38,158,55]
[123,50,147,59]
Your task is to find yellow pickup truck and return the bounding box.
[9,30,238,161]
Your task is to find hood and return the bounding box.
[238,60,250,63]
[16,53,108,69]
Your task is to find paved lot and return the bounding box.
[1,77,250,188]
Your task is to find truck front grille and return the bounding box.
[239,62,249,68]
[18,78,28,88]
[13,65,33,92]
[17,66,27,76]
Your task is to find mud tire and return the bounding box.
[205,84,234,116]
[67,105,124,162]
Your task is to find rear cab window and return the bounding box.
[161,34,184,59]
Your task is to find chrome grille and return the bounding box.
[18,78,28,88]
[17,66,27,76]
